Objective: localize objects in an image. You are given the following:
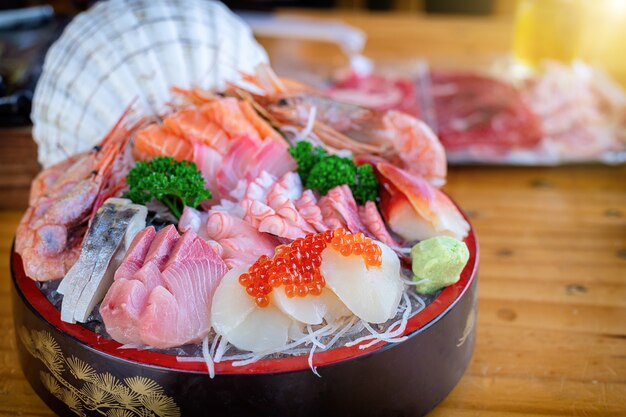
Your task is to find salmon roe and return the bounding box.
[239,228,383,307]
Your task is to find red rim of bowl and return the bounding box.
[12,211,478,375]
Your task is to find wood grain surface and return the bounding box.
[1,10,625,417]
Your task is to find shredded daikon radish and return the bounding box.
[401,277,429,286]
[209,333,221,358]
[214,336,230,363]
[325,317,358,350]
[202,335,215,379]
[346,292,412,349]
[307,324,327,349]
[307,326,321,378]
[298,106,317,142]
[177,288,429,376]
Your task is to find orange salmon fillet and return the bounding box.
[164,108,230,154]
[133,125,193,161]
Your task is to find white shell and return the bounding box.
[32,0,268,167]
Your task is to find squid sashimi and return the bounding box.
[100,225,227,348]
[211,228,402,352]
[377,162,469,241]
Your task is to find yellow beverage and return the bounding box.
[513,0,626,86]
[577,0,626,86]
[513,0,582,66]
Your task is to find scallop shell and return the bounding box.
[32,0,269,167]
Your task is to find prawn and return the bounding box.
[223,66,448,186]
[16,109,141,281]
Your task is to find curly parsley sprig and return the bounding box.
[125,156,211,219]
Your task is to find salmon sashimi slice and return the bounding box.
[164,108,230,155]
[200,98,260,141]
[133,124,193,162]
[238,100,282,141]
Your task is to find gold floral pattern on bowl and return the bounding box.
[18,327,180,417]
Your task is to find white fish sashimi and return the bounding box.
[320,241,404,324]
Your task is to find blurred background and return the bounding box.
[1,0,625,208]
[1,0,516,14]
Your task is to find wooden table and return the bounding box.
[1,11,626,417]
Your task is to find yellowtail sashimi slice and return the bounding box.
[320,241,403,324]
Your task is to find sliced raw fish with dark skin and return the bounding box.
[59,198,147,323]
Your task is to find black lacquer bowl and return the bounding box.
[11,212,478,417]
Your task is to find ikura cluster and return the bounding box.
[239,228,382,307]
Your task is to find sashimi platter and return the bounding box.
[10,1,479,416]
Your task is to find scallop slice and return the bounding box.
[273,287,349,325]
[226,305,291,352]
[320,241,404,324]
[210,266,255,337]
[211,266,291,353]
